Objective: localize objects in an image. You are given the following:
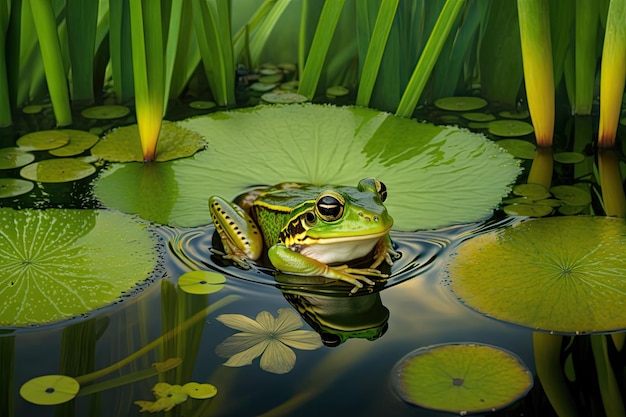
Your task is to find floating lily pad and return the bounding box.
[261,92,309,104]
[20,158,96,183]
[0,147,35,169]
[391,343,533,414]
[0,208,157,326]
[503,203,554,217]
[434,96,487,111]
[16,130,70,150]
[326,86,349,97]
[259,73,283,84]
[178,271,226,294]
[488,120,534,137]
[550,185,591,206]
[189,101,216,110]
[0,178,34,198]
[513,183,551,200]
[182,382,217,399]
[94,104,521,230]
[447,216,626,333]
[22,105,44,114]
[280,80,299,90]
[250,82,277,92]
[49,130,100,157]
[553,152,585,164]
[20,375,80,405]
[499,110,530,119]
[495,139,536,159]
[81,105,130,120]
[461,112,496,122]
[90,121,205,162]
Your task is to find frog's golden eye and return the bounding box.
[358,177,388,202]
[316,192,345,222]
[376,180,387,202]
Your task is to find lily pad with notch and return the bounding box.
[446,216,626,333]
[49,129,100,157]
[391,343,533,414]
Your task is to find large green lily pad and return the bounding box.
[447,216,626,334]
[94,104,521,230]
[391,343,533,414]
[90,121,205,162]
[20,158,96,183]
[0,208,157,326]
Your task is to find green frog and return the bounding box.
[209,178,398,293]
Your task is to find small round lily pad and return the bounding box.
[503,203,553,217]
[189,101,216,110]
[550,185,591,206]
[461,112,496,122]
[178,271,226,294]
[0,147,35,169]
[20,375,80,405]
[49,130,100,157]
[0,178,34,198]
[499,110,530,119]
[280,80,299,90]
[391,343,533,414]
[326,86,349,97]
[22,105,44,114]
[182,382,218,399]
[261,92,309,104]
[16,130,70,150]
[259,73,283,84]
[488,120,534,137]
[250,82,277,92]
[434,96,487,111]
[554,152,585,164]
[513,183,551,200]
[81,105,130,120]
[20,158,96,183]
[495,139,536,159]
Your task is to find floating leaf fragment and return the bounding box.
[461,112,496,122]
[261,92,309,104]
[326,85,349,97]
[513,183,551,200]
[49,130,100,157]
[81,105,130,120]
[391,343,533,414]
[499,110,530,119]
[553,152,585,164]
[0,178,34,198]
[20,375,80,405]
[16,130,69,150]
[495,139,536,159]
[20,158,96,183]
[0,147,35,169]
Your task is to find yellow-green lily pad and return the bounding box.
[22,104,44,114]
[189,101,216,110]
[554,152,585,164]
[461,112,496,122]
[280,80,299,90]
[90,121,205,162]
[550,185,591,206]
[20,158,96,183]
[49,130,100,157]
[259,73,283,84]
[488,120,534,137]
[250,82,277,92]
[182,382,218,399]
[447,216,626,333]
[0,178,34,198]
[16,130,70,150]
[0,208,157,326]
[20,375,80,405]
[178,271,226,294]
[0,147,35,169]
[81,105,130,120]
[503,203,553,217]
[391,343,533,414]
[512,183,551,200]
[326,86,349,97]
[499,110,530,119]
[261,92,308,104]
[434,96,487,111]
[495,139,536,159]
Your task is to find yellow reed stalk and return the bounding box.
[517,0,554,147]
[598,0,626,148]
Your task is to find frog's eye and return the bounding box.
[316,192,345,222]
[376,180,388,202]
[358,178,388,202]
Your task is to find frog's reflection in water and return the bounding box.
[276,274,390,347]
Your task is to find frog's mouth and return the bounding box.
[293,229,389,264]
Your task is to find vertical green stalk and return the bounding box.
[0,0,11,126]
[355,0,399,107]
[247,0,291,68]
[29,0,72,126]
[162,0,183,115]
[395,0,464,118]
[66,0,98,104]
[298,0,346,100]
[518,0,554,147]
[590,335,626,417]
[109,0,134,103]
[598,0,626,148]
[574,0,599,115]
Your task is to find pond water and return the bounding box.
[0,103,623,417]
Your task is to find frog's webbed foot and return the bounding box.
[369,236,401,269]
[210,247,254,269]
[328,265,389,294]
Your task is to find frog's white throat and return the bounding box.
[292,235,382,265]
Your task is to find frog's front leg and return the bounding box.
[268,244,386,293]
[209,196,264,267]
[370,234,400,269]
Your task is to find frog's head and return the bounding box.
[282,178,393,259]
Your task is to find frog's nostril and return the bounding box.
[373,216,379,222]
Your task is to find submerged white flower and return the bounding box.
[215,308,323,374]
